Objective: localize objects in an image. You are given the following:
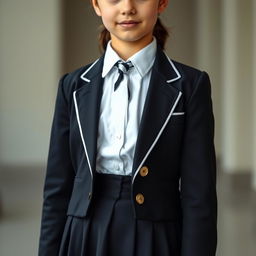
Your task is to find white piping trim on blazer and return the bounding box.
[132,91,183,184]
[172,112,185,116]
[80,59,100,82]
[73,91,93,179]
[164,53,182,83]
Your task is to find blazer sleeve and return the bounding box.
[180,71,217,256]
[38,74,75,256]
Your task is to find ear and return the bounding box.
[158,0,168,14]
[91,0,102,17]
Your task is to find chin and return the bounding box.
[117,34,151,44]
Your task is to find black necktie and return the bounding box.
[114,61,134,94]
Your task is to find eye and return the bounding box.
[107,0,120,4]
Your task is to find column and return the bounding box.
[221,0,253,173]
[195,0,222,159]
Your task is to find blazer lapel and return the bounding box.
[73,56,104,176]
[132,48,182,181]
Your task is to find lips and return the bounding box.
[118,20,140,28]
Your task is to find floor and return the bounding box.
[0,165,256,256]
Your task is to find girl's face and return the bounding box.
[92,0,168,49]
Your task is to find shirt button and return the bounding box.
[135,193,145,205]
[116,134,122,140]
[88,192,92,200]
[139,166,149,177]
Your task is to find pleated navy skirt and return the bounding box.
[59,173,181,256]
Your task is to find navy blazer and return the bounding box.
[39,45,217,255]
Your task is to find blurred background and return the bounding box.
[0,0,255,255]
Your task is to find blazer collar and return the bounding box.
[80,53,105,83]
[79,45,181,85]
[153,45,181,84]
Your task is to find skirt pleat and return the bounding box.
[59,173,181,256]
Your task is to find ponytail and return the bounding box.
[98,18,169,53]
[153,18,169,51]
[98,24,111,53]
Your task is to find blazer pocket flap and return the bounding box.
[172,112,185,116]
[170,112,185,125]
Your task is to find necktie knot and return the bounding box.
[115,61,134,74]
[114,61,134,92]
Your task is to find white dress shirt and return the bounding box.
[96,38,157,175]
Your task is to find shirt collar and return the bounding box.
[102,37,157,78]
[128,38,156,78]
[102,42,122,78]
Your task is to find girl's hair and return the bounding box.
[98,18,169,52]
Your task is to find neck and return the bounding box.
[110,35,153,60]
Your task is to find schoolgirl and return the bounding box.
[39,0,217,255]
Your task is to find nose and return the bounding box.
[121,0,136,15]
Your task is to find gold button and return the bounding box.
[139,166,149,177]
[88,192,92,200]
[136,193,145,205]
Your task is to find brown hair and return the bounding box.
[98,18,169,53]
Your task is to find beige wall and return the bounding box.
[0,0,61,165]
[162,0,197,66]
[253,0,256,189]
[61,0,101,73]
